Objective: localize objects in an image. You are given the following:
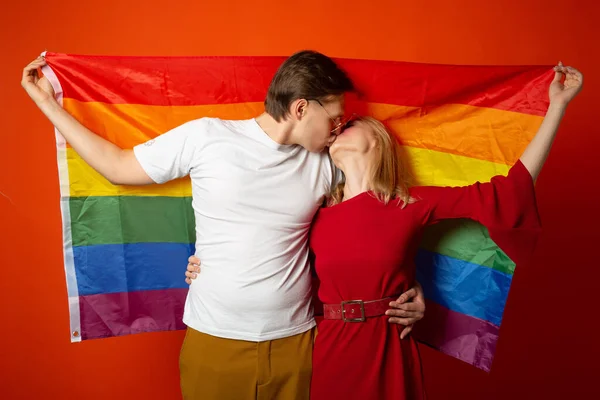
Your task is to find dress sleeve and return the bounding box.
[412,160,542,265]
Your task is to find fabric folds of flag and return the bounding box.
[42,52,552,372]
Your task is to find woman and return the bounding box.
[188,63,583,399]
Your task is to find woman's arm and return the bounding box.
[520,62,584,180]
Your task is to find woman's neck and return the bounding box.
[338,157,373,202]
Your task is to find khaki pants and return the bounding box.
[179,327,315,399]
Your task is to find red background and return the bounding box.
[1,1,598,398]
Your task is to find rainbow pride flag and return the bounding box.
[42,52,551,372]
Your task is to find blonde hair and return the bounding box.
[329,117,414,207]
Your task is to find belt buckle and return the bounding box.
[340,300,366,322]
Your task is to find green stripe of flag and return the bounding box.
[69,196,195,246]
[420,219,515,275]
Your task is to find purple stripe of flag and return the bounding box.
[79,289,188,340]
[413,300,500,372]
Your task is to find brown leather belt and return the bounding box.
[322,296,396,322]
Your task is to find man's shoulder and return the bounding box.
[177,116,220,131]
[195,117,258,134]
[171,117,253,139]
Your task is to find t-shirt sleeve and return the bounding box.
[133,119,206,184]
[412,159,542,265]
[332,166,345,188]
[322,154,345,194]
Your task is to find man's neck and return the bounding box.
[255,112,295,145]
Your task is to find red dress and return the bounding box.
[309,160,541,400]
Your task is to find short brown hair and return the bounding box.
[265,50,354,122]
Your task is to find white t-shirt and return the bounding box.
[133,118,340,341]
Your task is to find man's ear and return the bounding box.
[291,98,309,121]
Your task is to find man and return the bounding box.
[22,50,425,400]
